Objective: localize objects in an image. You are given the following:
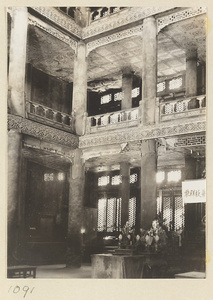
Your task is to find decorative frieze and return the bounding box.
[28,14,77,51]
[157,7,206,32]
[87,25,143,53]
[174,134,206,147]
[31,7,82,38]
[79,119,206,148]
[83,7,173,39]
[8,114,78,148]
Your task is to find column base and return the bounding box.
[66,234,82,268]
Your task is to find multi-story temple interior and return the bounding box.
[7,6,206,278]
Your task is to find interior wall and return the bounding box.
[29,65,72,114]
[23,161,69,264]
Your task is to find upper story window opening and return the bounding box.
[44,173,54,181]
[101,94,112,104]
[169,77,183,90]
[156,171,165,184]
[111,175,122,185]
[98,175,110,186]
[114,92,123,101]
[131,87,140,98]
[167,170,182,182]
[157,81,166,93]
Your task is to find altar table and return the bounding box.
[91,253,167,278]
[175,271,205,279]
[7,265,37,278]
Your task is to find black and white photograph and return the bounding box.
[2,1,213,299]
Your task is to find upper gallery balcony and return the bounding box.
[26,100,75,133]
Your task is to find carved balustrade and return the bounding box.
[159,95,206,122]
[26,101,74,132]
[86,107,139,133]
[91,7,125,22]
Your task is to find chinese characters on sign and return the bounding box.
[182,179,206,203]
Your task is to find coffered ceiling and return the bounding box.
[26,13,206,92]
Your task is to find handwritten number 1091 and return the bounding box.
[8,286,35,298]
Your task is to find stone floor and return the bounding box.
[36,264,92,278]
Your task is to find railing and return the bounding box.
[91,7,125,22]
[160,95,206,122]
[57,7,75,19]
[26,101,74,132]
[86,107,139,133]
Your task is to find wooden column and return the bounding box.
[121,69,133,110]
[75,7,91,27]
[140,16,158,229]
[141,16,157,125]
[67,149,85,267]
[72,41,88,135]
[140,140,157,229]
[120,162,130,227]
[8,130,22,263]
[186,50,197,97]
[8,7,28,117]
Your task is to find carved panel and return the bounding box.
[31,7,82,38]
[83,7,173,39]
[79,119,206,148]
[174,134,206,147]
[157,7,206,32]
[28,15,77,51]
[87,25,143,53]
[8,114,78,148]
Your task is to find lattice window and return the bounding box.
[157,81,166,93]
[57,172,65,181]
[169,77,183,90]
[116,198,122,231]
[128,197,136,227]
[101,94,112,104]
[44,173,54,181]
[163,196,172,230]
[167,170,181,182]
[165,103,174,114]
[174,135,206,147]
[174,196,185,231]
[157,196,162,215]
[97,198,107,231]
[132,87,140,98]
[107,197,116,232]
[175,100,186,112]
[156,171,165,184]
[114,92,123,101]
[97,197,122,232]
[130,173,137,184]
[98,176,110,186]
[111,175,122,185]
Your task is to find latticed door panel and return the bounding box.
[106,197,116,232]
[160,190,185,231]
[129,197,136,227]
[162,196,173,229]
[97,197,122,232]
[97,198,107,232]
[174,196,185,230]
[116,198,122,231]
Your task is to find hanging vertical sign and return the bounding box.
[182,179,206,203]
